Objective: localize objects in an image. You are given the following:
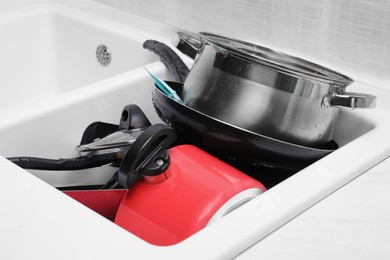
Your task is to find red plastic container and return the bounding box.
[115,144,266,245]
[64,189,126,221]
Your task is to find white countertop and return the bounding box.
[238,157,390,259]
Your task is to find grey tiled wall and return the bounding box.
[95,0,390,81]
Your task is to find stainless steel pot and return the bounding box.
[172,32,376,148]
[152,81,338,171]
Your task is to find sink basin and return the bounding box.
[0,3,178,187]
[0,5,160,115]
[1,2,390,259]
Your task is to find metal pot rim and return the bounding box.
[199,32,353,86]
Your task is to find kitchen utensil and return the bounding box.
[143,39,189,82]
[152,81,338,171]
[117,123,177,189]
[63,122,265,246]
[172,31,376,148]
[8,104,152,171]
[114,123,266,245]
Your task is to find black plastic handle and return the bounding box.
[118,104,151,130]
[117,124,177,189]
[143,39,190,83]
[8,153,117,171]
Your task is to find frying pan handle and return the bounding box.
[172,31,202,59]
[322,92,376,109]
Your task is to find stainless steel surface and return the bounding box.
[153,82,338,171]
[96,44,111,66]
[322,91,377,109]
[173,31,376,148]
[76,129,144,157]
[171,31,202,59]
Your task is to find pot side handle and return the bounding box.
[172,31,202,59]
[322,92,376,109]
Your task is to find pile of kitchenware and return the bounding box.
[8,103,266,246]
[152,31,376,171]
[6,31,376,246]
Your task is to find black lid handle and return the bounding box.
[117,124,177,188]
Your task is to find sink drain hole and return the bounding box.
[96,44,111,66]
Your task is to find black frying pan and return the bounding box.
[152,81,338,171]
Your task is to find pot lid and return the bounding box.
[199,32,353,86]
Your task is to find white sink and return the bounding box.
[0,3,180,187]
[1,1,390,259]
[0,4,162,115]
